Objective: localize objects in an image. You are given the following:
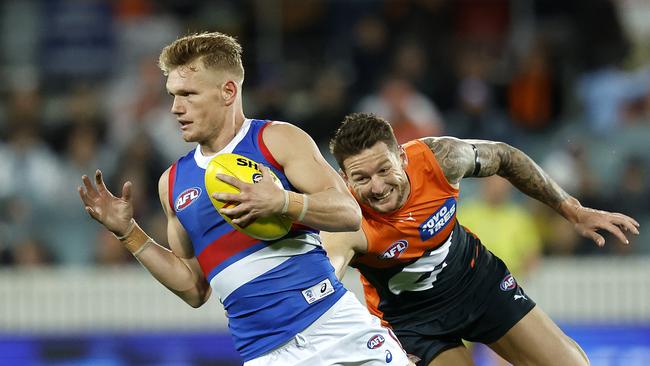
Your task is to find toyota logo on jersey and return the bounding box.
[175,187,202,211]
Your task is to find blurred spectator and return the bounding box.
[357,76,444,143]
[12,238,54,267]
[577,65,650,133]
[107,55,192,164]
[609,155,650,219]
[0,88,64,257]
[541,141,607,255]
[458,176,542,279]
[349,14,391,99]
[291,67,351,146]
[445,48,515,143]
[95,230,134,266]
[508,38,558,131]
[46,122,116,265]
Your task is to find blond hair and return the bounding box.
[158,32,244,80]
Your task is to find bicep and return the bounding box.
[264,123,348,195]
[420,136,507,183]
[158,169,194,259]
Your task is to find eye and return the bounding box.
[354,177,370,184]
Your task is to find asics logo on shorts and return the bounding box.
[367,334,385,349]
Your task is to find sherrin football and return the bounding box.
[205,153,292,240]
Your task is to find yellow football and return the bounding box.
[205,153,292,240]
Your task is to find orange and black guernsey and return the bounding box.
[352,140,502,334]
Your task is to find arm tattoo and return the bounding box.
[421,136,475,184]
[495,144,571,211]
[423,137,571,211]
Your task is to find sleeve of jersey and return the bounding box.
[407,140,459,196]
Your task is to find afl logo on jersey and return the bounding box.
[367,334,385,349]
[175,187,202,212]
[500,274,517,291]
[379,240,408,259]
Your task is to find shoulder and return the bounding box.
[418,136,476,185]
[262,121,311,142]
[261,121,317,164]
[158,165,175,214]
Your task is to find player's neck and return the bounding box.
[199,113,246,155]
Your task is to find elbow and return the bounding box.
[184,284,211,308]
[187,299,206,309]
[343,203,362,231]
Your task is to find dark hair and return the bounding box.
[158,31,244,80]
[329,113,399,169]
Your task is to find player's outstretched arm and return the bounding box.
[421,136,640,247]
[78,169,210,308]
[321,228,368,280]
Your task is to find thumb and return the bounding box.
[122,181,133,202]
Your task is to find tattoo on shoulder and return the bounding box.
[421,137,473,183]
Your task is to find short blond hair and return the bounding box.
[158,32,244,80]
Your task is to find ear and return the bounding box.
[399,145,408,169]
[222,80,238,106]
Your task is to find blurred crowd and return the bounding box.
[0,0,649,268]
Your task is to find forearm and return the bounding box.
[117,221,210,307]
[496,144,580,221]
[283,188,361,232]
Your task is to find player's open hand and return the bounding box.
[573,206,640,247]
[78,170,134,236]
[212,165,284,226]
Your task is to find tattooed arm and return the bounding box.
[420,136,640,246]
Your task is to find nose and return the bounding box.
[369,175,385,194]
[170,96,185,115]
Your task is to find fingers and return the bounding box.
[212,192,241,203]
[615,212,640,228]
[612,215,640,236]
[216,173,245,189]
[84,206,100,221]
[582,229,606,247]
[231,212,254,227]
[78,186,94,206]
[600,221,630,245]
[95,170,110,194]
[81,175,98,198]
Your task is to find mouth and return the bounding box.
[371,188,393,203]
[178,120,192,130]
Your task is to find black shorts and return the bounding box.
[391,252,536,366]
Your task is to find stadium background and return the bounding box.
[0,0,649,365]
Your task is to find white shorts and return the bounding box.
[244,291,410,366]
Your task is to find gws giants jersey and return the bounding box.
[352,140,497,333]
[169,119,345,361]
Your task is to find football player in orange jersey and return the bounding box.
[323,112,640,366]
